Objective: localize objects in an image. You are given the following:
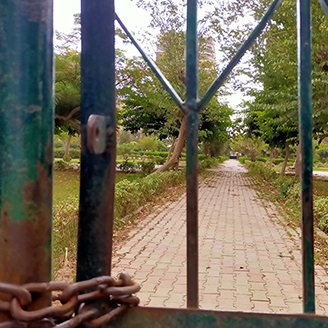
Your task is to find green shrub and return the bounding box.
[54,148,65,159]
[114,170,185,223]
[218,156,228,163]
[52,197,79,277]
[199,157,219,170]
[198,154,207,160]
[55,160,70,170]
[154,156,166,164]
[118,159,137,173]
[271,158,295,165]
[140,161,155,173]
[238,157,249,164]
[115,180,140,220]
[256,157,268,163]
[317,146,328,162]
[117,143,135,158]
[69,149,81,159]
[53,148,80,160]
[273,175,296,198]
[245,161,277,181]
[314,197,328,232]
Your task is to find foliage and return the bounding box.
[53,197,79,276]
[231,136,265,161]
[117,143,136,159]
[114,170,186,221]
[238,157,249,164]
[245,161,277,181]
[198,156,227,171]
[243,0,328,148]
[118,159,138,173]
[246,161,328,237]
[313,197,328,232]
[118,1,233,169]
[317,144,328,162]
[55,160,71,171]
[54,148,81,160]
[140,161,156,173]
[137,136,159,152]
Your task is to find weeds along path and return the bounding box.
[112,159,328,313]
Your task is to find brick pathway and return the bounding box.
[112,160,328,314]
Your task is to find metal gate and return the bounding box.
[1,0,328,327]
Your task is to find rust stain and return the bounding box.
[45,138,53,165]
[27,105,42,113]
[0,161,52,315]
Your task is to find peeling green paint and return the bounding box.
[0,0,53,316]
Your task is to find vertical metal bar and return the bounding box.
[297,0,315,313]
[186,0,199,309]
[77,0,116,281]
[0,0,53,320]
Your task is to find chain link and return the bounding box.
[0,272,140,328]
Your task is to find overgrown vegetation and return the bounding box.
[245,161,328,268]
[52,156,225,277]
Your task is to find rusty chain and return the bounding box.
[0,272,140,328]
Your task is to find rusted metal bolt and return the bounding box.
[87,115,107,154]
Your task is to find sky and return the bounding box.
[54,0,151,56]
[53,0,246,110]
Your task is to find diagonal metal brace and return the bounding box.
[197,0,283,112]
[115,14,185,111]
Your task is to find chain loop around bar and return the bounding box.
[0,272,140,328]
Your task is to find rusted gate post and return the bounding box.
[0,0,54,320]
[76,0,116,281]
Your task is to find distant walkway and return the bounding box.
[112,160,328,314]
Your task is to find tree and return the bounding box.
[241,0,328,174]
[137,136,159,153]
[119,3,232,171]
[55,15,82,161]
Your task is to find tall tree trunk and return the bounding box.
[269,149,273,170]
[294,144,301,177]
[281,143,290,175]
[64,134,72,162]
[155,116,187,173]
[167,139,176,161]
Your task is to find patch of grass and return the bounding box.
[53,171,80,206]
[52,156,222,279]
[313,167,328,171]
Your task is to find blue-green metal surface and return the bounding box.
[0,0,53,319]
[297,0,315,314]
[115,14,184,110]
[319,0,328,17]
[109,307,328,328]
[76,0,116,282]
[197,0,282,111]
[185,0,200,309]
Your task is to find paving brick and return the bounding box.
[111,160,328,312]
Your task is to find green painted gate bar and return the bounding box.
[0,0,54,319]
[297,0,315,313]
[76,0,117,282]
[0,0,323,325]
[185,0,200,309]
[109,307,328,328]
